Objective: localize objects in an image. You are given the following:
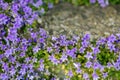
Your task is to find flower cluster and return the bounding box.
[0,0,120,80]
[0,0,53,43]
[0,26,120,79]
[90,0,109,7]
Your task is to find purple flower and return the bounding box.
[90,0,96,3]
[107,43,116,52]
[99,65,105,72]
[116,33,120,39]
[2,63,9,72]
[51,77,56,80]
[96,37,106,46]
[23,6,32,16]
[4,48,13,57]
[92,71,99,80]
[40,8,45,14]
[0,14,9,25]
[113,58,120,70]
[47,47,52,53]
[38,62,44,71]
[79,47,85,53]
[97,0,105,4]
[39,28,47,38]
[92,47,100,54]
[85,60,92,68]
[107,34,116,43]
[76,68,82,74]
[11,3,19,14]
[81,40,89,47]
[26,17,34,25]
[9,66,16,76]
[68,70,73,78]
[52,36,57,41]
[66,48,77,58]
[39,38,45,43]
[48,3,53,9]
[84,52,93,60]
[33,0,43,8]
[19,68,26,75]
[20,52,25,57]
[98,0,109,7]
[33,45,40,53]
[102,72,108,79]
[83,73,89,80]
[60,54,68,62]
[8,56,16,64]
[60,40,67,46]
[73,63,81,69]
[107,62,113,68]
[0,1,8,10]
[49,55,59,65]
[93,61,101,70]
[82,34,90,41]
[31,32,37,39]
[0,73,8,80]
[72,35,80,42]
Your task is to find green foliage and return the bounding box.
[54,0,120,6]
[97,46,117,65]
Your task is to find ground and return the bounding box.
[39,2,120,40]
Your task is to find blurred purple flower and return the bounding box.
[82,34,90,41]
[0,0,8,10]
[85,60,92,68]
[38,62,44,71]
[33,0,43,8]
[92,71,99,80]
[39,38,45,43]
[19,68,26,75]
[84,52,93,60]
[48,3,53,9]
[96,37,106,45]
[83,73,89,80]
[72,35,80,41]
[33,45,40,53]
[52,36,57,41]
[2,63,9,72]
[68,70,73,78]
[90,0,96,3]
[20,52,25,57]
[73,63,81,69]
[0,73,8,80]
[9,66,16,76]
[92,47,100,54]
[49,54,59,65]
[79,47,85,53]
[66,48,76,58]
[4,48,13,57]
[99,65,105,72]
[0,14,9,25]
[102,72,108,79]
[60,54,68,62]
[31,32,37,39]
[47,47,52,53]
[107,62,113,68]
[93,61,101,70]
[76,68,82,74]
[39,28,47,38]
[97,0,104,4]
[116,33,120,39]
[40,8,45,14]
[107,34,116,43]
[82,40,89,47]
